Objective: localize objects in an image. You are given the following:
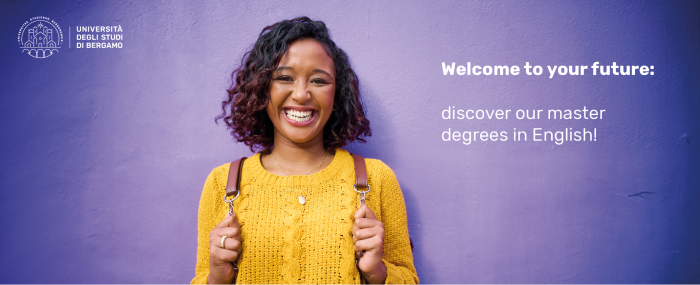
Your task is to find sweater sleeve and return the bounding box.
[191,164,229,284]
[367,159,419,284]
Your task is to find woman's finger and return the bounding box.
[354,217,382,229]
[353,216,383,244]
[214,212,236,229]
[352,219,374,241]
[362,205,378,220]
[353,204,372,220]
[354,236,383,252]
[222,236,241,252]
[353,204,366,219]
[354,227,379,241]
[209,228,241,248]
[354,239,369,252]
[213,226,241,239]
[210,245,239,263]
[229,212,241,229]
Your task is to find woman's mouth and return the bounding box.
[285,109,313,122]
[282,108,317,126]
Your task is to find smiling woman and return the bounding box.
[191,17,419,284]
[266,38,336,147]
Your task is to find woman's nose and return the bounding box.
[291,81,311,104]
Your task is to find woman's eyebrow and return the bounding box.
[275,66,333,79]
[313,69,333,79]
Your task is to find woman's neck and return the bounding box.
[261,134,335,176]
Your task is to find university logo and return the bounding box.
[17,16,63,58]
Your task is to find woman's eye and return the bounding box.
[311,78,329,84]
[274,76,293,82]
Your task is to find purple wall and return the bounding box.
[1,1,698,283]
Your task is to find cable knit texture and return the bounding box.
[191,149,418,284]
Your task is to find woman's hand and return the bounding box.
[353,205,387,284]
[207,212,242,284]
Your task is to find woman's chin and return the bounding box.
[277,128,322,145]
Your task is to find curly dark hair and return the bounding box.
[216,17,371,153]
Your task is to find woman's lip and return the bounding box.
[282,108,317,127]
[283,106,317,111]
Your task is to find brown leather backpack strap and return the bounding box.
[226,157,247,197]
[352,153,369,267]
[224,157,246,283]
[352,154,368,189]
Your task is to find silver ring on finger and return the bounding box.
[220,235,228,249]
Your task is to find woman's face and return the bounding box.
[267,39,336,146]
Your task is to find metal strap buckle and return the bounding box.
[223,191,240,216]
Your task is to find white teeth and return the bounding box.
[285,109,313,122]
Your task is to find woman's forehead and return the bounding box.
[278,39,335,73]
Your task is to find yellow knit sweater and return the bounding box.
[191,149,418,284]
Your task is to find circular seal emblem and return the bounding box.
[17,16,63,59]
